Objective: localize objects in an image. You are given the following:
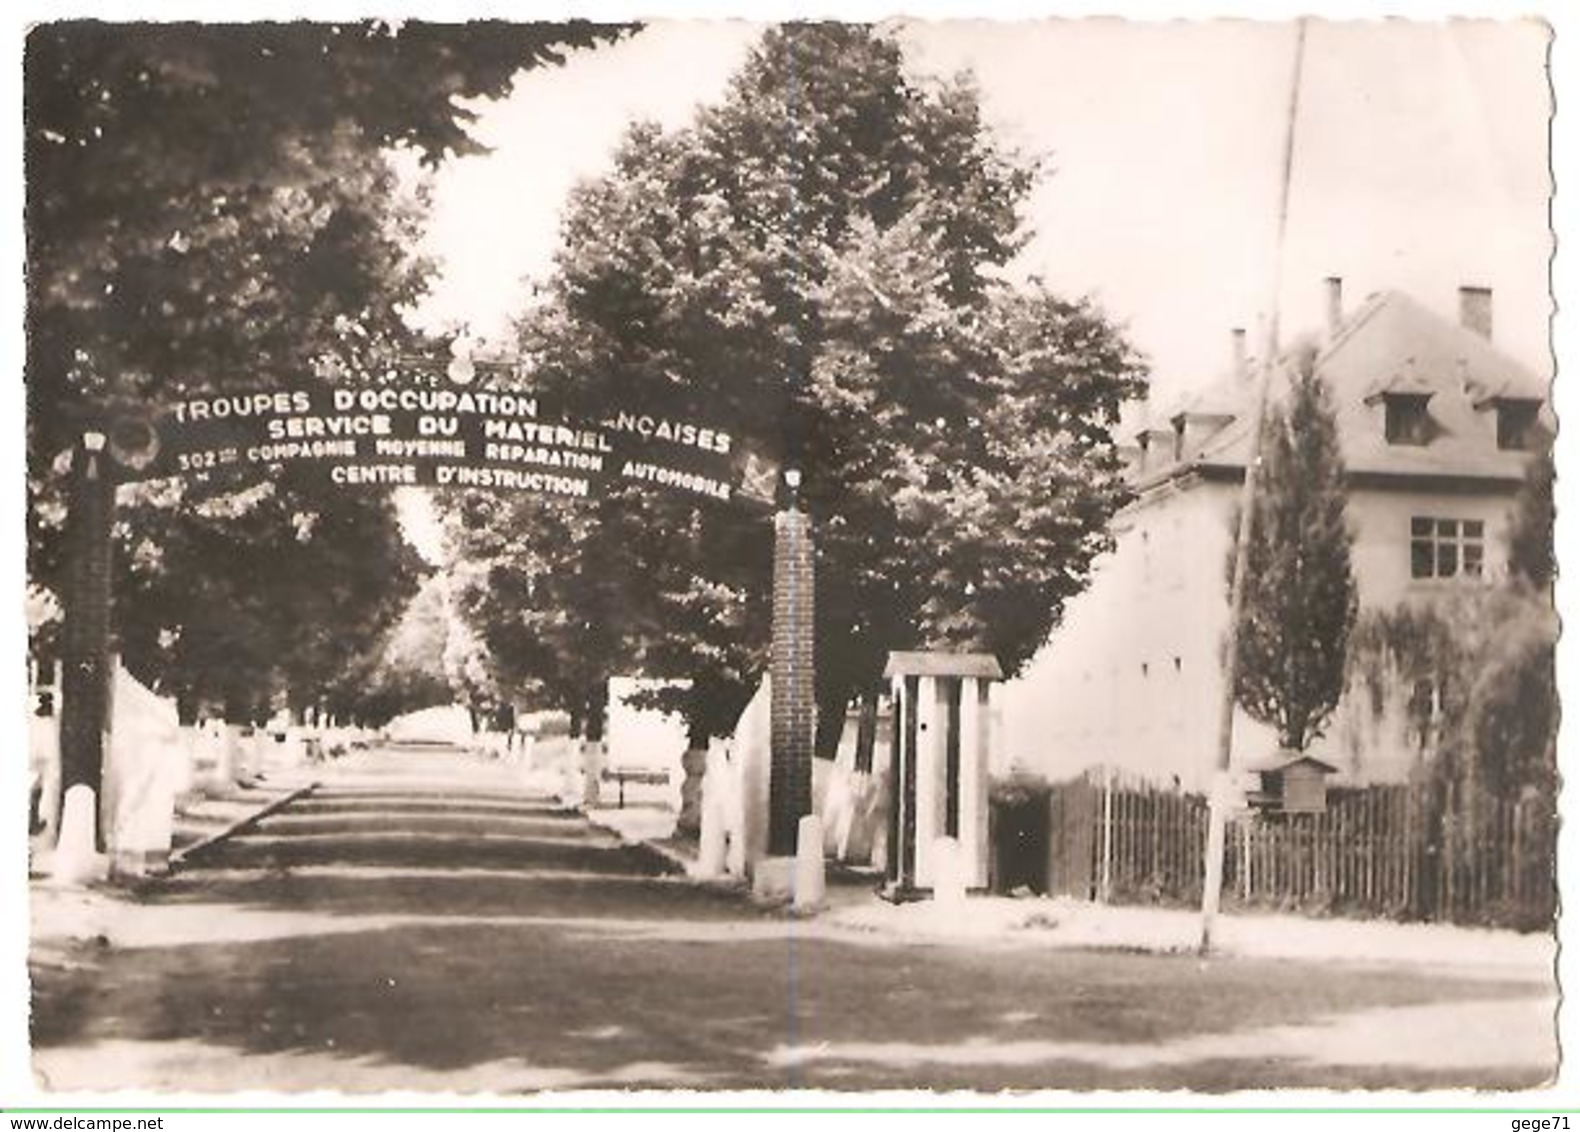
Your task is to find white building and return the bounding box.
[1000,280,1547,789]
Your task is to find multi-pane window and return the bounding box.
[1410,517,1485,580]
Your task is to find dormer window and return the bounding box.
[1168,409,1235,462]
[1136,427,1176,473]
[1383,393,1433,446]
[1365,360,1436,447]
[1495,398,1542,451]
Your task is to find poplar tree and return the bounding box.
[1230,347,1358,751]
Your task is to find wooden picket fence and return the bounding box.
[1041,770,1555,931]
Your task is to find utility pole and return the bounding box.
[1200,17,1308,954]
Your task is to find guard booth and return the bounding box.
[882,651,1002,901]
[1246,753,1337,815]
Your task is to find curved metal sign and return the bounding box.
[120,383,778,508]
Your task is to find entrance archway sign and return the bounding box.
[122,381,778,507]
[47,371,815,884]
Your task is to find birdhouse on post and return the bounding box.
[882,650,1002,902]
[1246,753,1337,815]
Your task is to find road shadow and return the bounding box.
[29,781,1558,1092]
[32,913,1553,1091]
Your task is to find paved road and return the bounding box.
[30,744,1557,1093]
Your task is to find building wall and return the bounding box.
[1347,483,1517,609]
[1000,474,1522,790]
[606,676,690,775]
[1000,479,1238,790]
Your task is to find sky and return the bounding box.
[410,17,1554,412]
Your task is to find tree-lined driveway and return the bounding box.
[31,745,1556,1093]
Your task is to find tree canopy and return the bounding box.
[26,21,624,720]
[26,21,625,471]
[447,23,1147,744]
[1347,442,1558,803]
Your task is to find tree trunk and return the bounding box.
[814,687,847,762]
[581,685,607,807]
[677,716,711,840]
[172,691,201,797]
[853,688,880,773]
[584,685,607,742]
[57,439,115,856]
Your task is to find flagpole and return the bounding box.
[1200,16,1309,955]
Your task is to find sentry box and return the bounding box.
[1246,753,1338,815]
[882,650,1002,902]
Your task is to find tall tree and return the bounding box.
[1365,440,1557,801]
[326,572,486,728]
[1505,443,1555,590]
[454,24,1146,743]
[107,473,430,723]
[1229,347,1359,751]
[26,21,626,479]
[1348,583,1557,804]
[443,491,646,737]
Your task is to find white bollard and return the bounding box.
[560,747,581,807]
[582,740,604,808]
[108,760,177,880]
[32,715,63,842]
[696,742,734,879]
[697,777,728,879]
[932,835,966,909]
[50,784,106,884]
[171,725,197,797]
[697,815,727,879]
[247,728,271,779]
[214,723,241,791]
[794,814,826,911]
[200,722,229,792]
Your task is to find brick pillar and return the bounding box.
[58,436,115,845]
[768,506,815,857]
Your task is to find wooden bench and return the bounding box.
[600,767,671,808]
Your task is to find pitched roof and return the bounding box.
[1134,290,1547,490]
[1166,371,1247,420]
[884,651,1003,679]
[1361,358,1436,403]
[1249,753,1340,774]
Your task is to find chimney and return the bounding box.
[1459,285,1493,339]
[1324,276,1344,342]
[1230,327,1248,382]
